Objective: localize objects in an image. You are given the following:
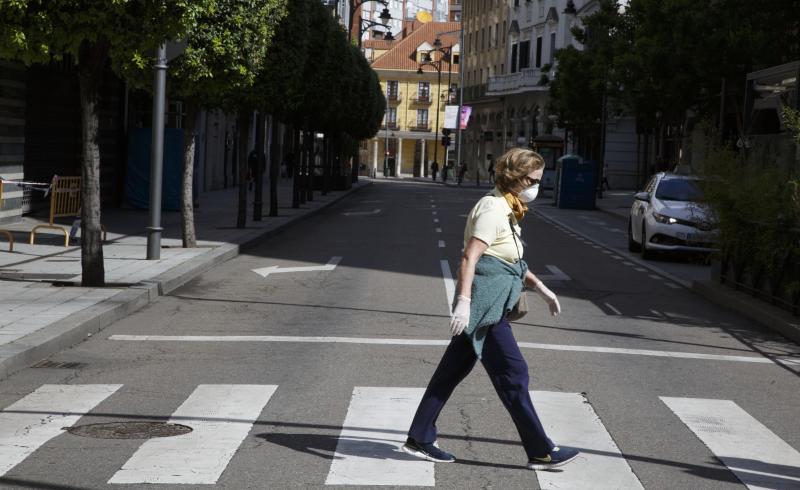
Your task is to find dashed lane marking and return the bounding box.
[439,260,455,312]
[604,302,622,315]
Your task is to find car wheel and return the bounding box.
[641,223,653,259]
[628,220,641,252]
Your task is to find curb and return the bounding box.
[692,280,800,344]
[0,181,372,380]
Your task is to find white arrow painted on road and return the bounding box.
[342,209,381,216]
[252,256,342,278]
[536,265,571,282]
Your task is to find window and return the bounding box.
[386,107,397,125]
[502,21,506,45]
[418,82,430,100]
[549,32,556,64]
[510,43,518,73]
[449,83,458,102]
[386,80,399,100]
[417,109,429,127]
[535,36,543,68]
[495,23,499,46]
[481,28,485,50]
[519,40,531,69]
[453,54,460,64]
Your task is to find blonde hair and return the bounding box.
[494,148,545,192]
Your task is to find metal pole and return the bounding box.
[384,108,389,177]
[434,66,442,180]
[456,22,464,175]
[146,43,167,260]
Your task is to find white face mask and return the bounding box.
[519,184,540,203]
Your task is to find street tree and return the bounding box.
[255,0,311,217]
[0,1,207,286]
[165,0,287,243]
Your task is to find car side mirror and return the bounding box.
[634,191,650,202]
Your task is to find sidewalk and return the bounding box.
[0,178,371,379]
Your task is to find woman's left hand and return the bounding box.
[534,282,561,317]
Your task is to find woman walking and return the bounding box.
[402,148,580,469]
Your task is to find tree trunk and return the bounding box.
[236,110,251,229]
[181,99,199,247]
[77,41,108,287]
[305,129,314,202]
[253,112,265,221]
[269,117,280,217]
[322,134,330,196]
[292,127,301,208]
[352,140,361,184]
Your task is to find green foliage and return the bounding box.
[0,0,208,72]
[700,147,800,302]
[168,0,288,108]
[293,0,383,139]
[550,0,800,135]
[256,0,310,117]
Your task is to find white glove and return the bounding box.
[450,295,471,336]
[534,282,561,317]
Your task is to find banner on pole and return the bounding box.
[459,106,472,130]
[443,105,459,129]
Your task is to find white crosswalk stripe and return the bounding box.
[3,383,799,489]
[661,397,800,490]
[325,387,433,486]
[533,391,645,489]
[0,384,122,476]
[109,384,277,485]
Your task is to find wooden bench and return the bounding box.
[0,180,13,252]
[29,176,106,247]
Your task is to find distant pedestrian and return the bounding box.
[402,148,580,470]
[441,163,448,182]
[457,164,467,185]
[431,161,439,181]
[488,161,495,183]
[247,150,259,191]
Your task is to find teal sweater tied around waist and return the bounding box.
[458,255,528,358]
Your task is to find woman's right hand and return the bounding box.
[450,295,471,336]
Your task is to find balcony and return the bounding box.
[410,123,430,132]
[486,67,549,96]
[386,93,401,103]
[381,122,399,130]
[412,93,432,104]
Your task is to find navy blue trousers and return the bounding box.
[407,318,554,458]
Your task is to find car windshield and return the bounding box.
[655,179,705,202]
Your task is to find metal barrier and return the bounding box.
[29,176,106,247]
[0,181,13,252]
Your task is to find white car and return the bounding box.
[628,173,717,258]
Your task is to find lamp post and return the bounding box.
[348,0,391,48]
[418,37,455,182]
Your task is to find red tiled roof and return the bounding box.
[371,21,460,73]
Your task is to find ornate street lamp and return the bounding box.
[418,38,457,182]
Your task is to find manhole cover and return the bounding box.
[66,422,193,439]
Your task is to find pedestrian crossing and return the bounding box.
[0,384,798,488]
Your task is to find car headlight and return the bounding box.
[653,212,678,224]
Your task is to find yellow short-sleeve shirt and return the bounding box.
[463,188,523,263]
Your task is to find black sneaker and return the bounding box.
[527,446,580,470]
[401,438,456,463]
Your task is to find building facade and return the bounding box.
[365,21,461,177]
[462,0,639,188]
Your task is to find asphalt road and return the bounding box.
[1,180,799,490]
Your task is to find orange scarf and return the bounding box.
[503,192,528,222]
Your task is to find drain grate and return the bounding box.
[31,360,87,369]
[66,421,193,439]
